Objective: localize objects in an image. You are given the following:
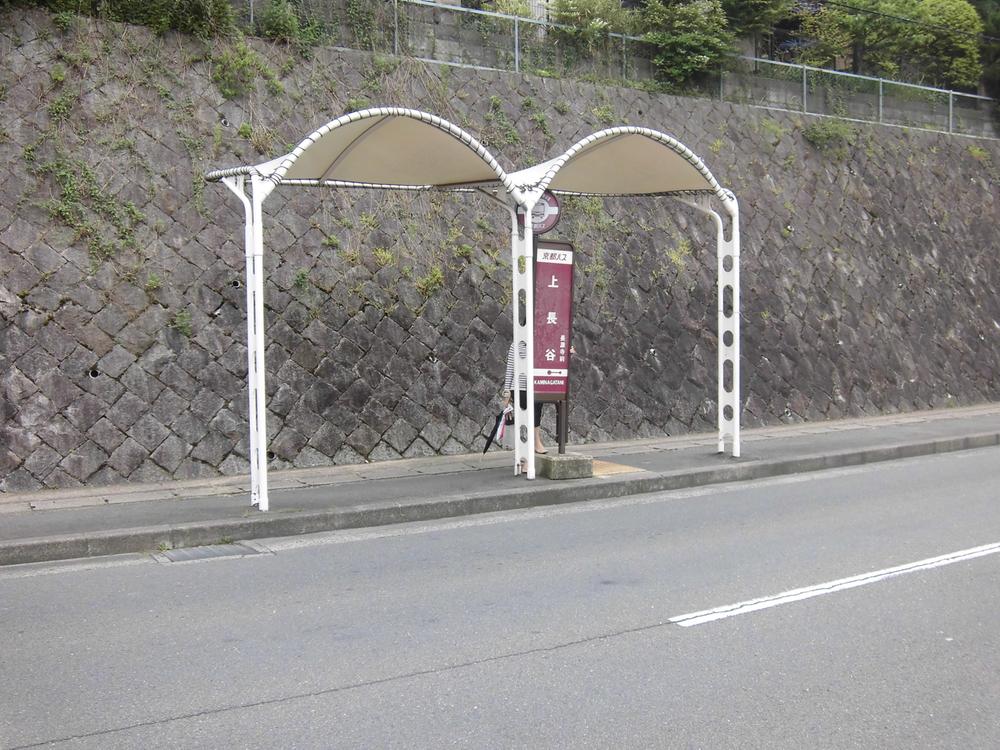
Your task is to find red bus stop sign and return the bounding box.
[533,240,574,399]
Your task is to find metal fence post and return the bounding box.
[514,17,520,73]
[878,79,883,123]
[248,0,254,27]
[621,35,627,81]
[802,65,807,113]
[948,92,954,133]
[393,0,399,56]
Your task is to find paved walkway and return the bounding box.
[2,404,999,565]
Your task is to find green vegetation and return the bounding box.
[592,103,615,125]
[968,144,990,162]
[145,273,162,291]
[211,40,282,99]
[28,146,144,263]
[550,0,638,48]
[796,0,984,90]
[28,0,237,38]
[293,268,310,291]
[372,247,394,267]
[345,97,371,113]
[170,309,193,337]
[346,0,377,50]
[642,0,734,91]
[47,91,76,123]
[256,0,321,50]
[482,95,520,147]
[802,118,858,159]
[415,266,444,298]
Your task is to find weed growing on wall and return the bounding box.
[256,0,321,51]
[170,309,193,336]
[212,39,283,99]
[802,118,857,160]
[968,144,990,163]
[416,266,445,298]
[482,95,520,147]
[27,143,145,265]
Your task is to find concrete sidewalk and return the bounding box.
[1,404,998,566]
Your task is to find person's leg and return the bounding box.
[534,400,545,453]
[518,391,547,453]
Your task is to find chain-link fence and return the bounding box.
[395,0,653,81]
[722,57,997,138]
[239,0,997,139]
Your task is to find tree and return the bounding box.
[722,0,796,55]
[794,0,984,90]
[550,0,639,51]
[969,0,1000,95]
[641,0,735,90]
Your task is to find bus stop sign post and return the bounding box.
[533,240,574,455]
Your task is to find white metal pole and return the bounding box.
[509,200,536,479]
[711,195,741,458]
[514,17,520,74]
[508,206,524,476]
[393,0,399,56]
[222,176,262,508]
[523,216,536,480]
[728,197,741,458]
[249,176,272,510]
[802,65,808,113]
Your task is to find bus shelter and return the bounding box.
[206,107,740,512]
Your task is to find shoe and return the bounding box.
[535,448,548,454]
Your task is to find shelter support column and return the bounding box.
[715,196,741,457]
[248,176,273,509]
[509,201,536,479]
[221,174,273,511]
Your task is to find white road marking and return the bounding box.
[669,541,1000,627]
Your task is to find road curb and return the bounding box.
[2,432,998,566]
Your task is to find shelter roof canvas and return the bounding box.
[206,109,728,202]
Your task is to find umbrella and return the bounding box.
[483,405,513,453]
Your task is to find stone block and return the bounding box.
[130,414,170,451]
[58,440,109,481]
[121,363,164,404]
[537,452,593,480]
[270,427,308,460]
[98,345,138,379]
[108,438,147,476]
[383,419,418,454]
[88,417,127,453]
[64,393,107,432]
[37,370,84,411]
[150,434,190,474]
[107,392,148,431]
[190,431,236,466]
[22,444,62,478]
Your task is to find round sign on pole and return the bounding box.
[528,190,560,235]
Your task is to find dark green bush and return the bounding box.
[256,0,321,50]
[18,0,237,38]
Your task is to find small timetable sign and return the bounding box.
[533,241,575,399]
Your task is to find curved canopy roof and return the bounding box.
[509,127,727,200]
[205,107,517,194]
[206,111,727,204]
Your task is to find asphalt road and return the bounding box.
[2,446,999,749]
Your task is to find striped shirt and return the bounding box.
[503,342,528,392]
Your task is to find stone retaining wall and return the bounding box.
[1,10,999,492]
